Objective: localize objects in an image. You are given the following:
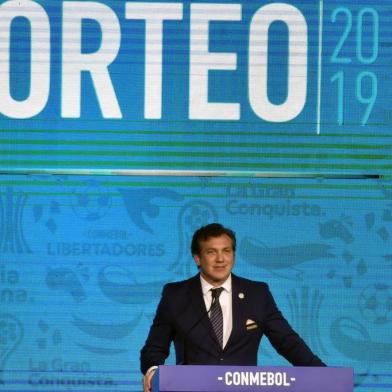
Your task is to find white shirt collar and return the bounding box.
[200,274,232,295]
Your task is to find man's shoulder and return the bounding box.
[162,275,198,293]
[232,274,269,291]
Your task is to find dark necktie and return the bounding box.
[210,287,224,348]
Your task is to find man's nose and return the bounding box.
[216,252,225,261]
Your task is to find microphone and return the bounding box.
[180,294,218,365]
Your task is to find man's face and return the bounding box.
[193,234,235,286]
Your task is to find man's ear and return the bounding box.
[193,254,200,267]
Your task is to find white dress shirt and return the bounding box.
[200,274,233,348]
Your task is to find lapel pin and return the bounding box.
[238,293,245,299]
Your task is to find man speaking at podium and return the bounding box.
[140,223,325,391]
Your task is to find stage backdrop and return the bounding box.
[1,0,391,391]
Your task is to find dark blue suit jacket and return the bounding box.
[140,274,325,373]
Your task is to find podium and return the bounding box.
[152,365,352,392]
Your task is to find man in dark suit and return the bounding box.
[140,223,325,391]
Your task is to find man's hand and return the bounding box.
[143,368,157,392]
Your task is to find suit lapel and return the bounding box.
[225,274,246,349]
[187,275,222,350]
[187,275,206,320]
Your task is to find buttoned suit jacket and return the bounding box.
[140,274,325,374]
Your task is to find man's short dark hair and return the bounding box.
[191,223,236,255]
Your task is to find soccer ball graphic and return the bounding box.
[359,283,392,325]
[71,182,112,221]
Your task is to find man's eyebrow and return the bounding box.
[206,246,232,251]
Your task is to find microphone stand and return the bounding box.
[181,295,217,365]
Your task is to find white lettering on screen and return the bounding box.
[0,1,308,121]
